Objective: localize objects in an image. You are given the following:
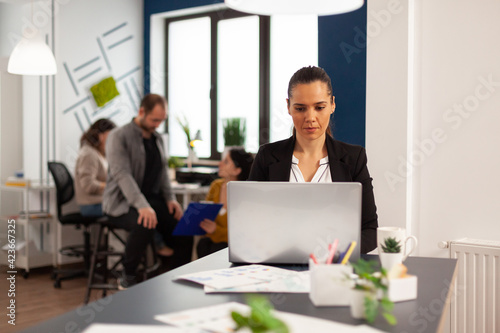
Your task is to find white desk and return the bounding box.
[170,183,210,209]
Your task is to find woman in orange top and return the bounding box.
[197,148,253,258]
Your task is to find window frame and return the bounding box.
[164,9,270,160]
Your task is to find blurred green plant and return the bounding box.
[350,258,396,325]
[176,114,191,146]
[168,156,184,169]
[231,295,289,333]
[223,118,246,147]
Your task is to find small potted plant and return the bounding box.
[379,237,403,271]
[167,156,184,180]
[349,259,396,325]
[223,118,246,148]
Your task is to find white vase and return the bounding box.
[350,289,368,319]
[379,252,404,271]
[167,168,176,181]
[187,148,197,169]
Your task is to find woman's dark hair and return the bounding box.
[229,148,254,181]
[287,66,334,137]
[287,66,333,99]
[80,118,116,149]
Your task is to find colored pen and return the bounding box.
[337,244,348,263]
[309,253,319,264]
[326,239,339,264]
[341,241,357,265]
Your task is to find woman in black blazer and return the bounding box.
[248,66,378,253]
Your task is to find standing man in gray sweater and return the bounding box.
[103,94,192,289]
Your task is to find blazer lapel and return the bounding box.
[269,137,295,181]
[326,136,352,182]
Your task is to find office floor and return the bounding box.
[0,265,117,332]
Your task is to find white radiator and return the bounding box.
[443,238,500,333]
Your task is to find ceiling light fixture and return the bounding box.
[224,0,364,16]
[7,0,57,76]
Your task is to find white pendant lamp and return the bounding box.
[8,33,57,76]
[225,0,364,16]
[7,0,57,76]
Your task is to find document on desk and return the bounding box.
[154,302,387,333]
[175,264,310,292]
[175,264,291,290]
[204,270,310,293]
[82,323,198,333]
[172,202,223,236]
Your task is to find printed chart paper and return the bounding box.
[155,302,387,333]
[175,264,289,290]
[82,323,198,333]
[204,270,310,293]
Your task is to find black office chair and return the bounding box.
[48,161,105,288]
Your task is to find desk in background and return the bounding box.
[170,183,210,210]
[175,166,218,186]
[22,249,458,333]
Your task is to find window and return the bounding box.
[217,16,260,153]
[167,17,211,158]
[166,9,317,159]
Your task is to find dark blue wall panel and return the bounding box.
[319,3,367,146]
[144,0,366,147]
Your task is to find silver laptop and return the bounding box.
[227,182,362,264]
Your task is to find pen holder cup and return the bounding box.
[309,259,353,307]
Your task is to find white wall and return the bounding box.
[57,0,143,171]
[0,3,24,215]
[0,3,23,58]
[0,0,143,263]
[366,0,409,231]
[1,0,144,181]
[0,2,24,181]
[367,0,500,257]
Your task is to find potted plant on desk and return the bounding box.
[167,156,184,180]
[349,259,396,325]
[379,237,403,271]
[223,117,246,155]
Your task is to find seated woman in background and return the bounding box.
[248,66,378,253]
[75,118,116,217]
[197,148,254,258]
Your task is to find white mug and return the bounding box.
[377,227,418,260]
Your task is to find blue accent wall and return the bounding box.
[144,0,366,146]
[319,4,367,146]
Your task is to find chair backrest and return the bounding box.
[48,162,75,218]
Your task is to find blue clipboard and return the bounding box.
[173,202,223,236]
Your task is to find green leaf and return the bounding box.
[380,297,394,312]
[231,311,248,328]
[382,312,398,326]
[231,295,289,333]
[364,296,378,324]
[176,114,193,145]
